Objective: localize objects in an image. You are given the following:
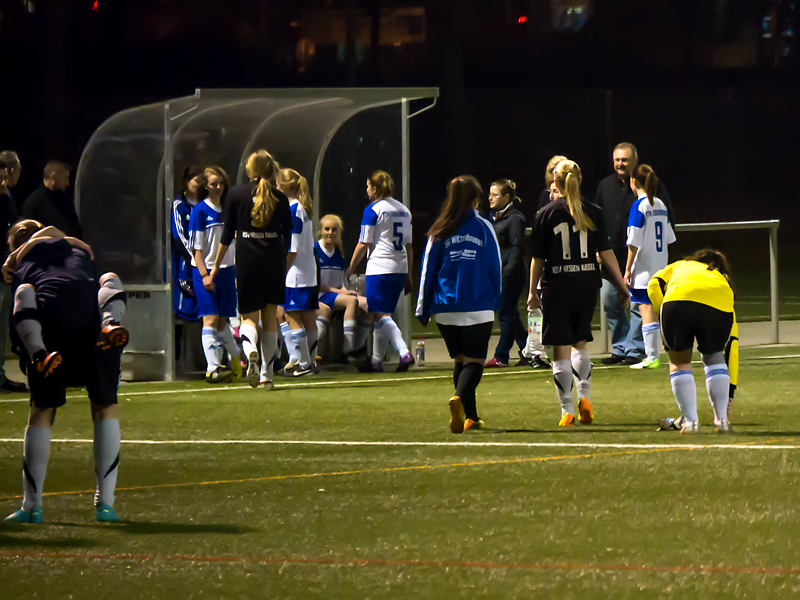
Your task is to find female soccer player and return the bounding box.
[528,160,629,427]
[171,166,204,322]
[417,176,501,433]
[647,250,736,433]
[315,214,369,360]
[345,171,414,372]
[624,164,676,370]
[484,179,528,369]
[189,166,241,384]
[276,168,318,377]
[211,151,293,390]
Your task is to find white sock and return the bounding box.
[280,322,297,364]
[379,316,409,356]
[239,322,259,359]
[570,348,591,401]
[307,326,319,362]
[703,353,730,423]
[670,370,698,422]
[93,419,120,507]
[553,359,574,417]
[98,274,126,327]
[343,319,356,354]
[291,328,311,369]
[316,317,329,341]
[260,332,278,382]
[13,285,46,356]
[201,327,221,374]
[221,325,241,360]
[372,320,389,365]
[356,318,371,351]
[643,323,661,362]
[22,426,51,510]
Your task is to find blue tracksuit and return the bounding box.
[415,210,502,325]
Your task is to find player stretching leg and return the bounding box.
[3,220,127,523]
[528,160,629,427]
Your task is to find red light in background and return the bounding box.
[518,16,527,23]
[92,1,98,11]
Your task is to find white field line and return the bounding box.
[0,439,796,450]
[0,354,798,405]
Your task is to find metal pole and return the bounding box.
[770,223,779,344]
[599,291,609,354]
[164,103,175,382]
[398,98,411,350]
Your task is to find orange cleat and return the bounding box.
[578,397,594,424]
[97,323,129,350]
[448,396,465,434]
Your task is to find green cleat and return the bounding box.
[95,502,119,522]
[630,358,660,370]
[4,505,43,523]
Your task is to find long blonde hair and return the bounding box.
[246,150,279,228]
[277,168,313,218]
[545,155,568,187]
[319,214,345,254]
[553,160,595,232]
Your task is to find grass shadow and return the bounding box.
[0,533,96,550]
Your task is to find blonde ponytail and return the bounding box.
[555,160,595,232]
[246,150,279,228]
[277,168,313,218]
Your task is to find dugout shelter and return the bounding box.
[75,88,439,381]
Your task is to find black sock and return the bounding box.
[456,363,484,421]
[453,361,464,392]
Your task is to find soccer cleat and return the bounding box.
[205,367,234,384]
[357,359,383,373]
[396,353,415,372]
[630,358,661,370]
[448,396,465,434]
[601,354,626,365]
[484,358,508,368]
[657,417,680,431]
[245,350,260,387]
[530,355,551,370]
[622,356,643,365]
[293,365,313,378]
[97,322,129,351]
[32,351,62,378]
[515,356,532,367]
[229,355,243,379]
[259,380,274,391]
[715,419,731,433]
[680,420,700,434]
[95,502,119,522]
[464,418,485,431]
[4,505,43,523]
[559,413,576,427]
[281,361,298,377]
[577,397,594,424]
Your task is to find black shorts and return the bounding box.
[660,301,734,355]
[235,248,287,314]
[437,321,494,360]
[540,286,597,347]
[28,325,120,409]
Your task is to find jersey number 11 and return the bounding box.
[554,223,588,261]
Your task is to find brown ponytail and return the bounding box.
[246,150,280,228]
[632,164,658,206]
[368,171,394,200]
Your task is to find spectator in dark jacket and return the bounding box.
[21,161,82,239]
[485,179,528,368]
[594,143,674,365]
[0,151,22,213]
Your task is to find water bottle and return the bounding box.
[415,338,425,367]
[528,308,543,337]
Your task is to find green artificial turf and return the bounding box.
[1,346,800,599]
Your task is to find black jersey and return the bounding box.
[530,198,610,291]
[221,184,294,255]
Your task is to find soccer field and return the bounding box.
[1,347,800,599]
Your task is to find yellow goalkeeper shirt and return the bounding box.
[647,260,734,314]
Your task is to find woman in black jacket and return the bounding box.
[485,179,528,368]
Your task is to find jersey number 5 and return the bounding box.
[393,222,404,252]
[554,222,588,260]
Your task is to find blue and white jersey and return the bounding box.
[359,197,412,276]
[286,199,318,289]
[626,196,676,289]
[315,240,346,292]
[416,210,502,326]
[189,199,235,270]
[171,194,197,281]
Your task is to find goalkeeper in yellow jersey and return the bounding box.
[648,250,737,433]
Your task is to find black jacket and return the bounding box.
[0,192,18,264]
[21,185,83,239]
[594,174,674,274]
[492,202,527,279]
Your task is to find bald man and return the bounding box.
[21,161,82,239]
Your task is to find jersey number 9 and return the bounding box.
[655,222,663,252]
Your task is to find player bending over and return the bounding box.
[3,220,128,523]
[648,250,736,433]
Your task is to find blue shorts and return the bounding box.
[630,288,651,305]
[284,286,319,312]
[319,291,339,310]
[194,266,237,318]
[365,273,405,314]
